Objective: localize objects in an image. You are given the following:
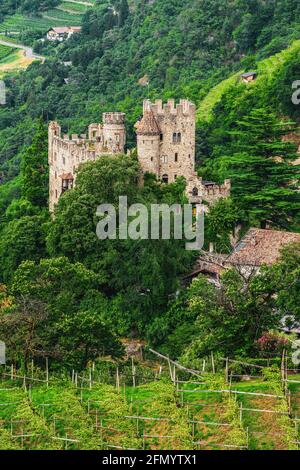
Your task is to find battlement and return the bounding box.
[103,112,126,125]
[143,99,196,117]
[202,179,231,203]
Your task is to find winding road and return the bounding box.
[0,38,44,61]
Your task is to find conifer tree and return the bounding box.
[219,109,300,228]
[21,121,48,209]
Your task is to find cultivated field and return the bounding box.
[0,0,92,37]
[0,354,299,450]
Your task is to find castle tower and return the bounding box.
[48,121,63,212]
[135,101,161,176]
[136,99,196,183]
[102,112,126,153]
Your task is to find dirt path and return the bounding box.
[0,50,36,76]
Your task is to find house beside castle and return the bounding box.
[48,99,230,211]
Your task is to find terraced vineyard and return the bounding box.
[0,1,92,36]
[0,44,16,62]
[197,39,300,123]
[0,360,299,450]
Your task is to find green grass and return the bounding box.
[0,11,82,35]
[59,1,92,13]
[0,367,298,450]
[197,39,300,123]
[0,44,16,62]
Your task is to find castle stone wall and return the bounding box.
[48,113,126,211]
[48,99,231,212]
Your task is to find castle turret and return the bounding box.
[102,112,126,153]
[136,99,196,183]
[135,100,161,177]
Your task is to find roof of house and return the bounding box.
[135,109,161,135]
[48,27,70,34]
[241,71,257,78]
[48,26,82,34]
[227,228,300,266]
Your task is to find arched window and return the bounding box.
[162,174,169,184]
[172,132,182,143]
[192,187,199,197]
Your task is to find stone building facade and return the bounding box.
[48,99,230,211]
[135,99,231,206]
[48,112,126,211]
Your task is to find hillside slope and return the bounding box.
[1,0,300,212]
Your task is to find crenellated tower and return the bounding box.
[136,99,196,183]
[48,112,126,212]
[135,99,230,206]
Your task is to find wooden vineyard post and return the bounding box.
[89,368,92,390]
[225,358,229,384]
[240,402,243,424]
[116,367,120,394]
[100,419,103,444]
[281,349,285,383]
[202,359,206,373]
[131,357,136,388]
[75,372,78,389]
[136,413,139,437]
[11,364,14,381]
[167,357,173,381]
[211,352,215,374]
[46,357,49,388]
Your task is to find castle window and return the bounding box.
[162,155,168,164]
[55,190,58,199]
[62,157,66,165]
[175,153,178,162]
[162,174,169,184]
[174,175,177,181]
[173,133,182,144]
[192,187,199,197]
[92,130,97,138]
[55,172,57,179]
[160,133,163,141]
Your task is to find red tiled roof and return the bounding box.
[227,228,300,266]
[135,109,161,135]
[49,27,82,34]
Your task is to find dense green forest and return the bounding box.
[0,0,300,369]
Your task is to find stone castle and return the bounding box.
[48,99,230,211]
